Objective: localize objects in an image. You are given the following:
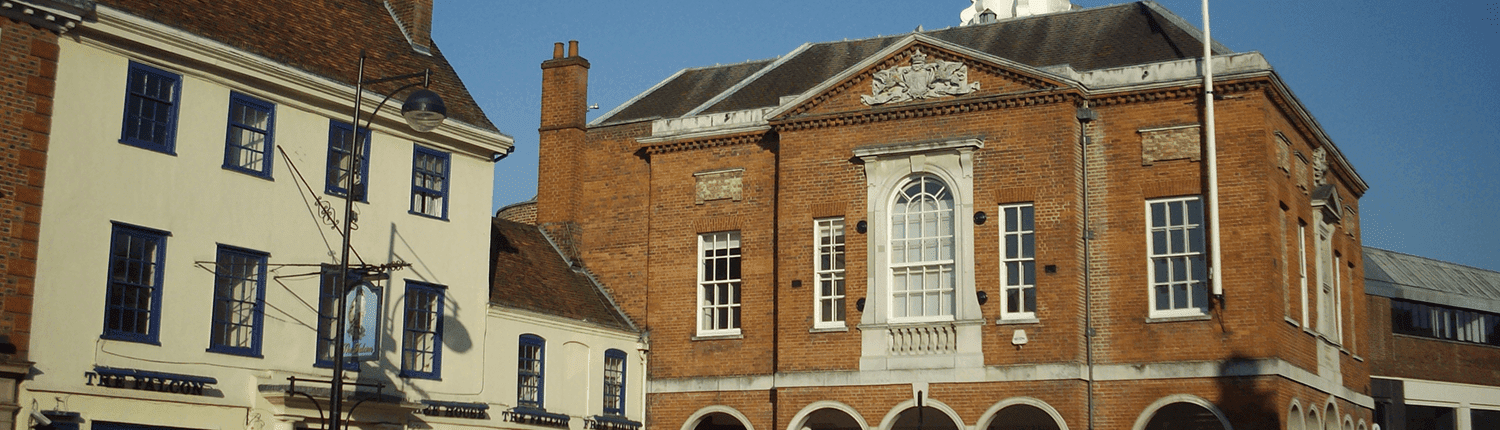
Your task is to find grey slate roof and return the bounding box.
[606,59,777,124]
[597,1,1227,125]
[1364,247,1500,314]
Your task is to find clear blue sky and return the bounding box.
[433,0,1500,271]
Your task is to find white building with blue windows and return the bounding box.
[0,1,627,430]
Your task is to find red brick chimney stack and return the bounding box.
[537,41,590,255]
[385,0,433,52]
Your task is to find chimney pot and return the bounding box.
[568,40,579,57]
[553,42,564,59]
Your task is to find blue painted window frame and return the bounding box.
[400,280,445,379]
[207,245,268,357]
[223,92,276,178]
[314,266,361,370]
[603,349,626,415]
[409,145,451,219]
[518,334,546,408]
[326,120,372,202]
[102,222,169,344]
[119,62,181,154]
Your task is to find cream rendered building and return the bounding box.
[13,1,553,430]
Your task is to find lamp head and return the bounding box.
[401,88,447,132]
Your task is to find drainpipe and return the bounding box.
[1076,103,1098,430]
[771,134,781,430]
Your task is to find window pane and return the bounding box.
[1021,233,1034,258]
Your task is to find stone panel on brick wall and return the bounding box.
[1139,124,1201,165]
[694,168,743,204]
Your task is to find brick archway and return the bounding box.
[683,405,755,430]
[787,401,869,430]
[875,399,965,430]
[977,397,1068,430]
[1132,394,1232,430]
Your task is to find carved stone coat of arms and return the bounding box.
[861,49,982,106]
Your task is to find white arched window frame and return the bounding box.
[888,174,957,322]
[854,138,983,371]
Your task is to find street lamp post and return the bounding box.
[329,50,447,430]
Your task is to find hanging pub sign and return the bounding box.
[85,367,216,396]
[343,280,382,362]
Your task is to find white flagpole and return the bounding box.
[1203,0,1224,299]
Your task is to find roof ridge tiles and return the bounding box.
[680,57,780,72]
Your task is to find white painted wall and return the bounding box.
[19,6,526,430]
[486,308,646,429]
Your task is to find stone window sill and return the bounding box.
[1144,313,1211,324]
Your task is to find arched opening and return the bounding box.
[801,408,861,430]
[1143,402,1227,430]
[986,404,1061,430]
[696,413,749,430]
[1324,404,1337,430]
[891,407,959,430]
[1289,404,1305,430]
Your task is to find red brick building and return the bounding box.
[533,3,1371,430]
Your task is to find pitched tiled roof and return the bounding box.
[598,1,1226,125]
[490,218,634,331]
[1364,247,1500,313]
[96,0,496,132]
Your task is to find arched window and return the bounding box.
[889,175,956,321]
[1289,403,1305,430]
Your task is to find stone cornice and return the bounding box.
[0,0,93,34]
[1087,79,1268,107]
[774,89,1079,133]
[640,130,769,156]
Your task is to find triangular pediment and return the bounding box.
[768,35,1080,120]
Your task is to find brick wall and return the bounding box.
[0,17,58,359]
[1366,295,1500,386]
[537,42,1372,430]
